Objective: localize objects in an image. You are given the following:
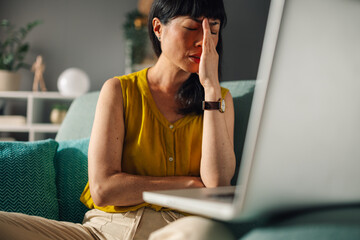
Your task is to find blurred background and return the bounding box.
[0,0,270,92]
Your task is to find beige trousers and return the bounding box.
[0,208,234,240]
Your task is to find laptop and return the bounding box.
[143,0,360,222]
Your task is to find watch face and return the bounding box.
[221,99,226,113]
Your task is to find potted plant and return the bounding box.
[0,19,42,91]
[50,103,69,124]
[123,10,148,73]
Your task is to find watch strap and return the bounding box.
[202,98,221,111]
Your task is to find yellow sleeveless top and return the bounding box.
[80,68,229,212]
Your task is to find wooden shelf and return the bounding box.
[0,91,75,141]
[0,91,75,99]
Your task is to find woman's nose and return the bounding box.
[194,30,204,47]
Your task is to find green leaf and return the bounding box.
[0,19,10,27]
[17,43,29,53]
[0,19,42,71]
[3,54,14,65]
[19,27,28,39]
[26,20,42,32]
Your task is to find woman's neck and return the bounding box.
[147,55,191,93]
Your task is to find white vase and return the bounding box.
[0,70,21,91]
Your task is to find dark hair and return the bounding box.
[148,0,227,115]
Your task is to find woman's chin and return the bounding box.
[183,64,199,74]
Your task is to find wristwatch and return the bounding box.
[202,98,225,113]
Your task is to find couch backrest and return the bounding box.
[220,80,255,184]
[56,91,100,141]
[55,80,256,184]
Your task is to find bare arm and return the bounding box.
[199,18,236,187]
[201,92,236,187]
[88,78,203,207]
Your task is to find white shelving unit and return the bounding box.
[0,91,75,141]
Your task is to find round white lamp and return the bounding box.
[57,68,90,96]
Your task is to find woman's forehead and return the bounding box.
[173,16,220,23]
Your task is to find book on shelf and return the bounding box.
[0,115,26,125]
[0,137,16,142]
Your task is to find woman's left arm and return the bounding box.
[199,18,236,187]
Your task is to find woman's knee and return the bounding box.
[149,216,235,240]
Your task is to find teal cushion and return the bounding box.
[55,137,89,223]
[0,139,59,220]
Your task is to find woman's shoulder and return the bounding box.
[113,68,149,84]
[101,77,122,93]
[111,68,150,97]
[101,68,150,104]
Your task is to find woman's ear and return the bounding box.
[152,17,162,40]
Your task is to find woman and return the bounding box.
[0,0,236,239]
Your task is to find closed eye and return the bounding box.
[184,27,217,35]
[210,21,220,35]
[184,27,197,31]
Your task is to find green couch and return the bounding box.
[1,80,359,239]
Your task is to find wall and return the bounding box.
[222,0,270,81]
[0,0,137,91]
[0,0,269,91]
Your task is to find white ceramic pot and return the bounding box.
[0,70,21,91]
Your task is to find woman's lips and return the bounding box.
[189,55,201,64]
